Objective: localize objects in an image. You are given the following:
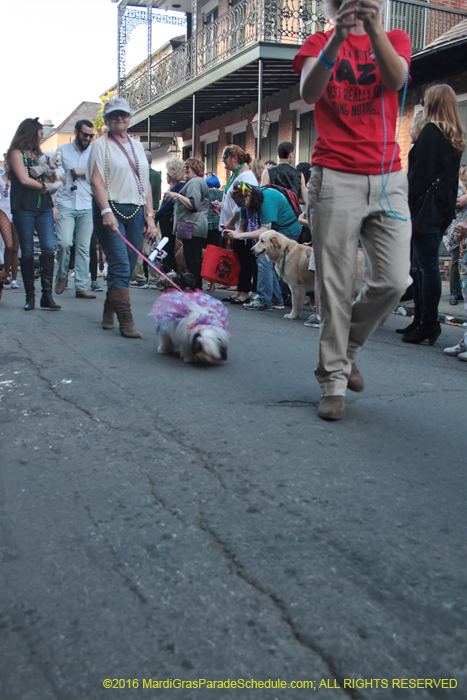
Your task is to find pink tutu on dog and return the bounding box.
[151,290,229,335]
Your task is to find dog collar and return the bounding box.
[277,250,287,282]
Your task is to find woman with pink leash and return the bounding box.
[86,98,157,338]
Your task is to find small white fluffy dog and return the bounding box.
[29,151,65,194]
[151,290,229,364]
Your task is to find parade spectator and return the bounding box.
[219,145,258,304]
[264,160,276,168]
[443,165,467,306]
[55,119,96,299]
[261,141,308,203]
[0,163,20,289]
[443,221,467,361]
[250,159,265,185]
[404,85,466,345]
[225,181,302,311]
[7,118,61,311]
[87,97,156,338]
[294,0,413,420]
[130,149,163,290]
[205,173,223,248]
[154,157,185,276]
[166,157,208,289]
[145,149,161,210]
[296,162,312,186]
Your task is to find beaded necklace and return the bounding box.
[104,132,143,220]
[246,207,259,232]
[23,151,43,209]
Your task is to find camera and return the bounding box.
[70,172,78,192]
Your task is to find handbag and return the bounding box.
[409,162,452,236]
[201,244,241,286]
[176,199,208,241]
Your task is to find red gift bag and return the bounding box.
[201,244,241,286]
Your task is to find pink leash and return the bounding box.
[115,228,184,293]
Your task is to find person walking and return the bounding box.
[403,85,466,345]
[86,97,156,338]
[294,0,413,420]
[7,118,61,311]
[55,119,96,299]
[0,164,20,289]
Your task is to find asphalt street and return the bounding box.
[0,282,466,700]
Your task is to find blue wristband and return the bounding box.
[318,49,336,70]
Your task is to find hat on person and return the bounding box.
[205,174,221,188]
[103,97,134,118]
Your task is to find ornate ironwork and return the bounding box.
[118,6,186,95]
[119,0,467,113]
[385,0,467,53]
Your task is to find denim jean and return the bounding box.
[13,208,55,258]
[93,202,144,290]
[256,255,283,307]
[411,203,445,324]
[56,205,93,290]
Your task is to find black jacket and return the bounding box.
[408,123,460,227]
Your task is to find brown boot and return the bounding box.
[109,287,142,338]
[102,291,115,330]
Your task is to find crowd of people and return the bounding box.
[2,30,466,421]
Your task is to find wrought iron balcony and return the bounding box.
[121,0,467,113]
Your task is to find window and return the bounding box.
[258,121,279,163]
[232,132,246,151]
[182,145,192,160]
[298,111,318,164]
[205,141,218,174]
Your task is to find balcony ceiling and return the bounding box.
[130,57,300,134]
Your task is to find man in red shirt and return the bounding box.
[293,0,412,421]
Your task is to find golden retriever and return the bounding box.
[251,231,365,319]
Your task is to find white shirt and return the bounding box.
[219,169,258,230]
[86,135,149,205]
[56,140,93,210]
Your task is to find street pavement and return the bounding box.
[0,278,466,700]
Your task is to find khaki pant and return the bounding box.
[308,166,411,396]
[132,233,161,286]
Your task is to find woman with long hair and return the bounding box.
[7,118,60,310]
[403,84,466,345]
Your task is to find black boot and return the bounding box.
[21,257,36,311]
[395,320,418,335]
[402,321,441,346]
[39,254,61,310]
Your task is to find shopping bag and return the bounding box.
[201,244,240,286]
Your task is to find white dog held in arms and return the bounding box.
[151,290,229,364]
[28,151,65,194]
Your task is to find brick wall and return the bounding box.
[182,65,467,184]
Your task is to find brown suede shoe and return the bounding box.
[347,363,365,393]
[76,290,96,299]
[55,277,66,295]
[318,395,345,421]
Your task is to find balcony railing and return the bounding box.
[122,0,467,112]
[385,0,467,53]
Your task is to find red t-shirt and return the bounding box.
[293,30,411,174]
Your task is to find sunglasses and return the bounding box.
[79,131,94,139]
[108,111,130,120]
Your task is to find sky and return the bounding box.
[1,0,184,155]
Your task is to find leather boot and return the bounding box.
[402,321,441,346]
[21,257,36,311]
[39,255,61,310]
[102,291,115,330]
[109,287,142,338]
